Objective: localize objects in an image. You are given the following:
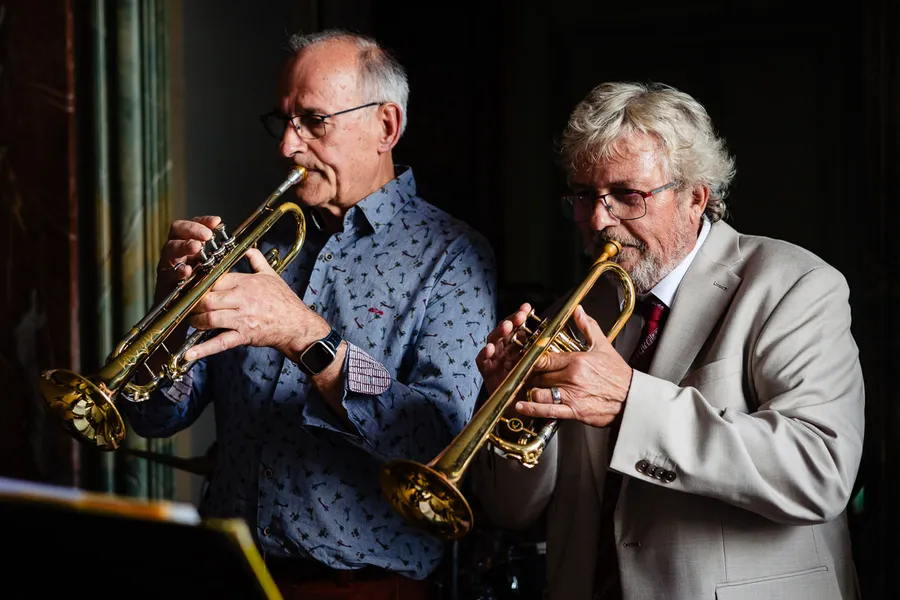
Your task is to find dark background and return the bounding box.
[2,0,897,597]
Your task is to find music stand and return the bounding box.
[0,476,282,599]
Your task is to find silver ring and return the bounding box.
[551,387,562,404]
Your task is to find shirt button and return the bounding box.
[309,304,317,312]
[323,252,334,262]
[263,527,271,536]
[263,468,273,478]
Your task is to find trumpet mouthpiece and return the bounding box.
[275,166,308,196]
[288,165,308,184]
[602,240,622,259]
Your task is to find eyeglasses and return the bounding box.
[259,102,383,140]
[560,181,679,222]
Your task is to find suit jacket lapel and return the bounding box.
[650,220,743,384]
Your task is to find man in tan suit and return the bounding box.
[472,82,864,600]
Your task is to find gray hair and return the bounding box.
[560,82,735,222]
[288,29,409,137]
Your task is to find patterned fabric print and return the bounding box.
[120,167,497,580]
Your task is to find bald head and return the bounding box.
[284,29,408,136]
[278,38,365,114]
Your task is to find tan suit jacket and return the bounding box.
[473,221,864,600]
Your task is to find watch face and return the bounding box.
[301,341,337,375]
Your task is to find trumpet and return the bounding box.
[38,166,308,451]
[380,241,634,539]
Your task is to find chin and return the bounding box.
[292,184,328,208]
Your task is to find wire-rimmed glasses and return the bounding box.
[260,102,383,140]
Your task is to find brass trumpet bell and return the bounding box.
[39,369,126,451]
[380,460,473,540]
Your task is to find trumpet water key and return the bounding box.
[380,241,635,539]
[39,166,308,451]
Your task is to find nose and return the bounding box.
[280,125,308,158]
[588,198,619,231]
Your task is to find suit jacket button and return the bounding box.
[646,464,657,476]
[635,460,649,474]
[663,470,676,483]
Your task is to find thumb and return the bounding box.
[244,247,275,274]
[573,305,605,351]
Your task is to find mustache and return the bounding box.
[592,232,647,254]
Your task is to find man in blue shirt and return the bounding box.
[121,29,496,600]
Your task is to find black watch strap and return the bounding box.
[297,327,343,376]
[320,327,342,352]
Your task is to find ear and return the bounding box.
[689,184,710,220]
[376,103,403,153]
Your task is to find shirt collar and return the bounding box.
[646,215,711,308]
[321,165,416,235]
[614,216,711,310]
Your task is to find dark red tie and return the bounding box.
[627,296,668,373]
[594,295,668,599]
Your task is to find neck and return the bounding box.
[316,158,396,234]
[315,207,345,234]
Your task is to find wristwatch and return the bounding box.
[297,327,343,376]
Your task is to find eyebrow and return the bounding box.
[569,179,643,191]
[287,103,329,116]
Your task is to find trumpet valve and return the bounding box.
[214,223,235,249]
[208,239,226,260]
[197,247,214,270]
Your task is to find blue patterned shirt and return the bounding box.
[122,167,497,579]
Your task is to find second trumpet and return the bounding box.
[380,240,635,539]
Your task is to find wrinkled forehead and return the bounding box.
[276,44,363,113]
[570,134,669,185]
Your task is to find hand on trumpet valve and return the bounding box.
[183,247,330,363]
[514,305,633,429]
[477,303,536,397]
[155,215,223,301]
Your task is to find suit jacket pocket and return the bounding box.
[716,566,841,600]
[681,354,743,388]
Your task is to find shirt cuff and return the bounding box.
[345,343,391,395]
[158,372,194,404]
